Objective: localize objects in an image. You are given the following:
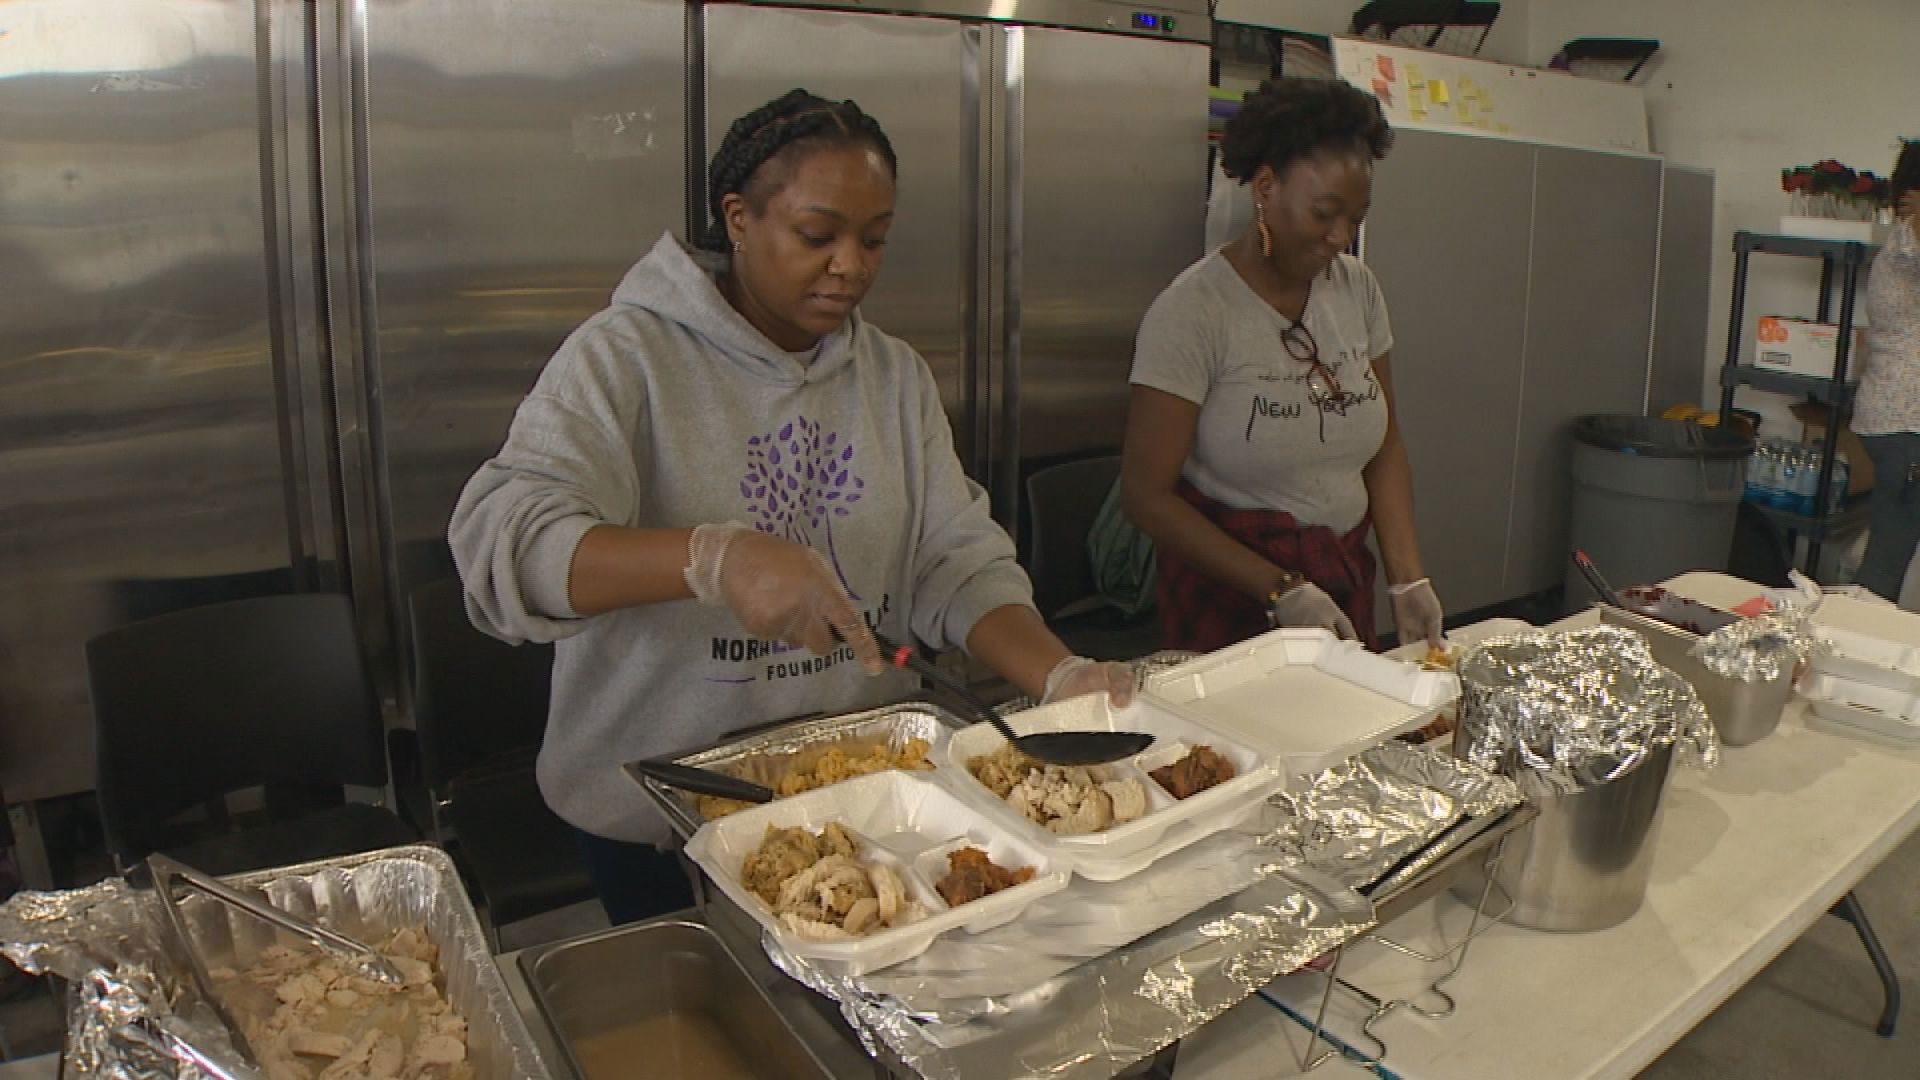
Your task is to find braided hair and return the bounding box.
[702,89,899,252]
[1219,77,1393,185]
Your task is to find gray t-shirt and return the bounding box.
[1130,251,1395,533]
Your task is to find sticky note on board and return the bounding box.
[1371,78,1394,107]
[1410,105,1429,121]
[1376,55,1396,81]
[1407,63,1424,83]
[1455,100,1472,122]
[1496,122,1511,133]
[1429,79,1450,105]
[1479,94,1494,113]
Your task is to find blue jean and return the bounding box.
[1856,433,1920,601]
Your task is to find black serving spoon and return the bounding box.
[860,629,1153,766]
[627,759,776,805]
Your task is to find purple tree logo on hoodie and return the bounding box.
[741,416,865,595]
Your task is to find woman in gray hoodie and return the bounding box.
[450,90,1135,922]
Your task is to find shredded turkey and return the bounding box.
[967,744,1150,836]
[208,927,472,1080]
[739,823,925,940]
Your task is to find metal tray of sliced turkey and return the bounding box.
[683,770,1069,976]
[942,694,1282,881]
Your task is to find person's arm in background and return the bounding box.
[1353,259,1442,648]
[1361,353,1425,588]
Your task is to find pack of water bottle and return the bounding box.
[1745,437,1849,515]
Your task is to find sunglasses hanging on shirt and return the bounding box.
[1280,321,1343,400]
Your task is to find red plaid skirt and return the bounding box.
[1156,480,1378,653]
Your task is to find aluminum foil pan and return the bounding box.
[0,845,552,1079]
[769,856,1372,1080]
[643,702,965,839]
[1456,624,1717,799]
[1258,739,1523,893]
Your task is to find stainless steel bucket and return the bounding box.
[1599,606,1793,747]
[1458,744,1675,931]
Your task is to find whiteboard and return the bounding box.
[1330,37,1650,154]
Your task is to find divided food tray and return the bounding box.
[942,693,1282,880]
[1148,627,1458,776]
[1811,624,1920,696]
[684,770,1069,975]
[1381,617,1535,666]
[1800,672,1920,744]
[1814,593,1920,645]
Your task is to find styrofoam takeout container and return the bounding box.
[941,693,1282,881]
[1809,625,1920,695]
[1148,627,1458,777]
[1799,672,1920,744]
[684,770,1069,974]
[1381,618,1535,667]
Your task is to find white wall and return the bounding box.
[1529,0,1918,433]
[1214,0,1533,66]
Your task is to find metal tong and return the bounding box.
[146,854,404,1075]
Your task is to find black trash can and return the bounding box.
[1564,416,1752,613]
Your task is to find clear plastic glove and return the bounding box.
[1388,577,1445,649]
[684,522,883,674]
[1268,583,1357,640]
[1040,655,1138,707]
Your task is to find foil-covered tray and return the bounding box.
[1258,739,1523,895]
[772,861,1375,1080]
[0,845,553,1080]
[1367,803,1537,927]
[641,702,965,840]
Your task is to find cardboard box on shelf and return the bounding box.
[1755,316,1867,379]
[1792,401,1874,495]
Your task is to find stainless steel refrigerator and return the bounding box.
[0,0,1206,855]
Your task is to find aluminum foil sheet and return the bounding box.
[1258,740,1523,893]
[1456,624,1717,798]
[0,846,552,1080]
[0,876,252,1079]
[1689,610,1824,683]
[646,702,964,839]
[768,855,1372,1080]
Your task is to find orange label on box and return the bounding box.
[1757,316,1791,344]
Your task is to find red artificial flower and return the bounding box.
[1851,176,1874,193]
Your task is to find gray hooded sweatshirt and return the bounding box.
[449,234,1034,845]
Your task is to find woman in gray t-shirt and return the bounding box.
[1121,77,1442,653]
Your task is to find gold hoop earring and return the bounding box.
[1255,202,1273,259]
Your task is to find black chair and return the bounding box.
[1024,456,1161,661]
[86,594,417,876]
[409,578,594,938]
